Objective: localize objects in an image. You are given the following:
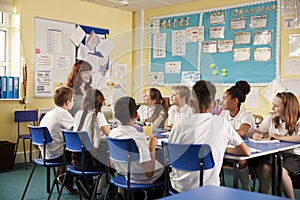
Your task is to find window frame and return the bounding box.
[0,12,10,76]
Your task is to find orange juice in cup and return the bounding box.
[143,125,153,137]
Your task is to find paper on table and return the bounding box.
[227,145,262,153]
[157,138,168,146]
[248,138,280,143]
[249,147,262,153]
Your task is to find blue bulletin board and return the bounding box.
[149,0,279,86]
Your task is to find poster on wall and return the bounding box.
[34,69,53,97]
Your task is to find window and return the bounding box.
[0,11,20,77]
[0,12,8,76]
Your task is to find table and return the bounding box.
[224,140,300,196]
[158,185,289,200]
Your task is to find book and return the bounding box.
[248,138,280,143]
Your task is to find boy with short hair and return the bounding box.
[39,86,76,194]
[110,96,164,184]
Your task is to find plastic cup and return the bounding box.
[143,125,153,137]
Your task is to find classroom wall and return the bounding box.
[2,0,299,155]
[0,0,133,149]
[139,0,300,117]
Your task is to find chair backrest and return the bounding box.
[27,125,53,146]
[163,142,214,187]
[62,129,93,153]
[27,125,53,165]
[165,143,214,171]
[14,110,38,122]
[106,137,139,163]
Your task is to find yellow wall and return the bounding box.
[2,0,300,151]
[141,0,300,117]
[0,0,133,147]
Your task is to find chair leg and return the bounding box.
[75,177,83,200]
[47,167,60,200]
[57,172,68,200]
[103,183,117,200]
[52,167,60,193]
[13,137,20,165]
[21,163,37,200]
[22,138,28,170]
[91,175,101,200]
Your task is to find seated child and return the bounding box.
[137,88,168,128]
[168,80,251,192]
[110,96,165,184]
[165,85,192,131]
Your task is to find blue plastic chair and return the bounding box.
[104,137,165,200]
[162,142,215,195]
[14,110,38,169]
[57,130,106,200]
[21,125,63,200]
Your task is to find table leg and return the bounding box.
[277,153,283,196]
[271,154,277,195]
[47,168,50,193]
[233,161,239,188]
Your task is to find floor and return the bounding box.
[0,163,300,199]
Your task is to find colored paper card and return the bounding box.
[212,70,218,75]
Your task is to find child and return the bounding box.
[221,80,255,191]
[72,88,111,198]
[168,80,250,192]
[165,85,192,131]
[73,88,110,169]
[39,86,76,194]
[110,96,164,184]
[137,88,168,128]
[252,92,300,199]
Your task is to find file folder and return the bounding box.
[0,76,7,98]
[13,77,19,99]
[6,76,13,98]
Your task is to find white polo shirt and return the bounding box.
[168,113,243,192]
[221,107,255,138]
[259,113,300,155]
[137,104,167,128]
[39,106,74,160]
[73,110,109,148]
[166,104,193,127]
[109,125,164,184]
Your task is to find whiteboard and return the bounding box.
[34,17,76,97]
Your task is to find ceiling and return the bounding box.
[81,0,198,12]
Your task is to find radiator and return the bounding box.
[37,107,53,122]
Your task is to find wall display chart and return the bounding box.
[149,0,279,86]
[34,17,109,97]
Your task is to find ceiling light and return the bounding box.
[106,0,128,6]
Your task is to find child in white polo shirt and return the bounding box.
[221,80,255,191]
[165,85,192,131]
[168,80,251,192]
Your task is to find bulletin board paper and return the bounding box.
[150,12,201,85]
[200,0,279,85]
[34,17,110,97]
[149,0,279,86]
[34,17,76,97]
